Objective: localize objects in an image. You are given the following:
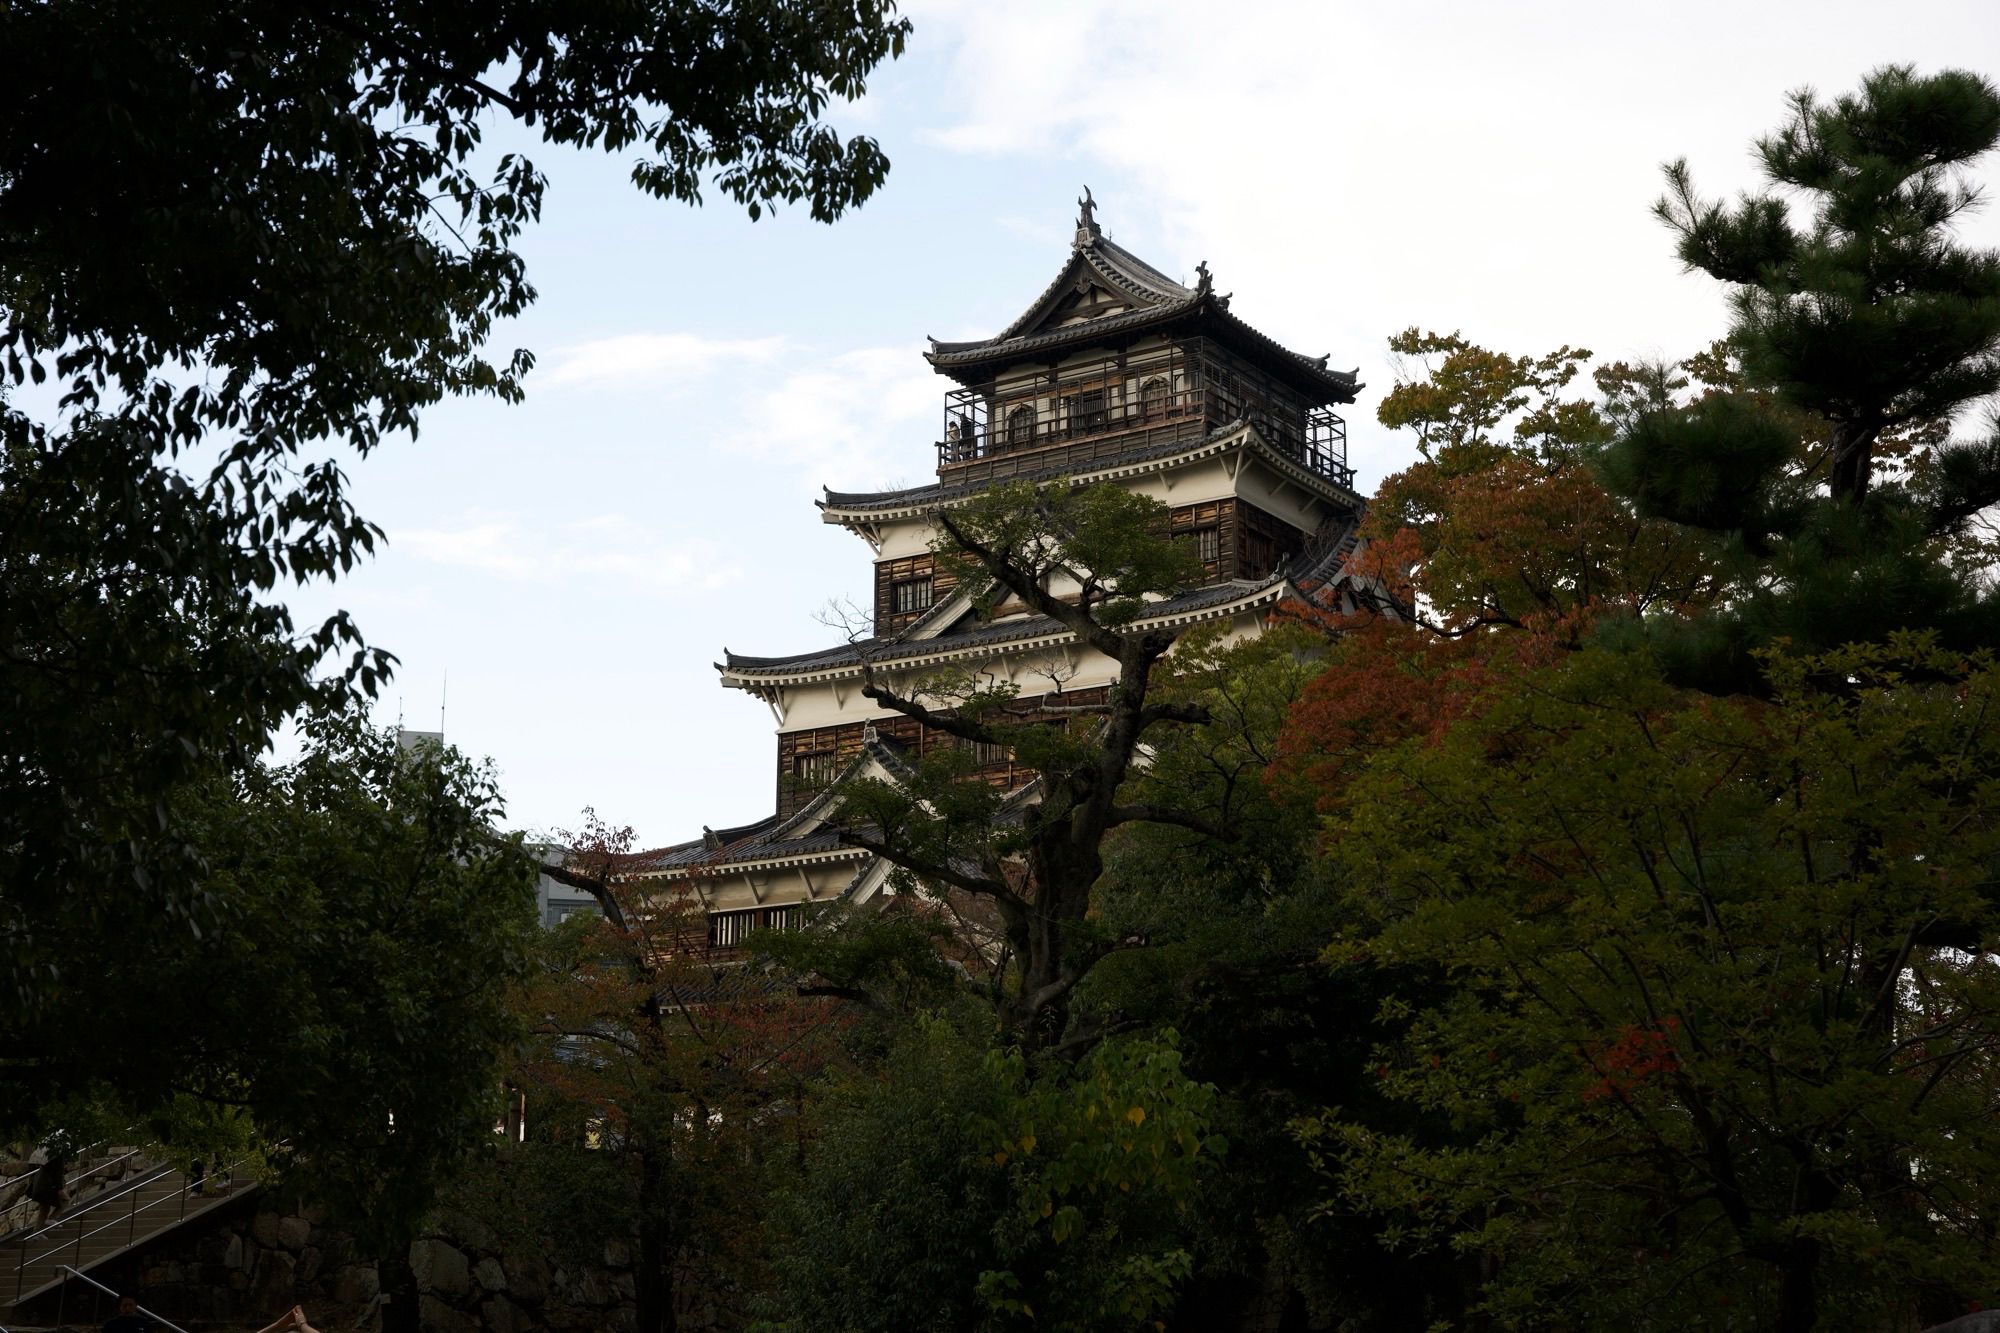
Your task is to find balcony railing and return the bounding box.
[939,386,1204,465]
[935,339,1353,490]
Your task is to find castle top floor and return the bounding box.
[921,191,1360,491]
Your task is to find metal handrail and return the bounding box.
[0,1139,141,1216]
[59,1263,191,1333]
[6,1149,257,1305]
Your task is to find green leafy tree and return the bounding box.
[1303,641,2000,1332]
[2,710,540,1251]
[0,0,909,1116]
[1081,628,1478,1331]
[1598,65,2000,688]
[762,1013,1222,1333]
[799,480,1236,1052]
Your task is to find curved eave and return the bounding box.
[928,295,1359,404]
[719,579,1295,691]
[643,845,872,883]
[820,422,1363,526]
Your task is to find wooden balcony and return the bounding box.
[936,339,1353,491]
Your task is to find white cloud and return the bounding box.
[537,332,787,391]
[904,0,2000,488]
[396,512,741,593]
[728,345,941,489]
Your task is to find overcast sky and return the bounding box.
[282,0,2000,847]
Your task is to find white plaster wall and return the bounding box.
[750,601,1274,737]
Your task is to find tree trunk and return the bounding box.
[378,1246,419,1333]
[1776,1240,1820,1333]
[1828,420,1877,506]
[635,1141,674,1333]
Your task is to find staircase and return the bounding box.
[0,1158,257,1315]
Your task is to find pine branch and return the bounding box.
[938,509,1130,661]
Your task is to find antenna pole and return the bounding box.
[440,670,447,737]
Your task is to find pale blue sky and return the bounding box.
[276,0,2000,846]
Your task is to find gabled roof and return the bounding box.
[925,193,1359,404]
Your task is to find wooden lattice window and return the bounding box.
[1169,499,1231,578]
[792,749,838,787]
[877,554,952,632]
[892,577,933,615]
[1005,405,1036,448]
[1235,501,1307,581]
[709,905,800,950]
[1140,376,1169,419]
[1063,387,1108,435]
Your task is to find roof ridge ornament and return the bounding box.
[1074,186,1101,248]
[1194,260,1212,294]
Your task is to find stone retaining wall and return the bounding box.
[97,1203,667,1331]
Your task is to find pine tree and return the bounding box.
[1598,65,2000,687]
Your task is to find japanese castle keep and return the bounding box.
[638,196,1367,942]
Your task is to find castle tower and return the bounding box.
[636,196,1366,944]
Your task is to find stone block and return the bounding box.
[251,1212,284,1248]
[473,1256,506,1293]
[334,1264,382,1307]
[501,1253,548,1305]
[223,1233,246,1270]
[419,1293,479,1333]
[480,1295,523,1333]
[578,1269,615,1308]
[602,1237,631,1269]
[612,1273,635,1302]
[298,1245,323,1286]
[277,1215,312,1251]
[249,1248,298,1312]
[412,1237,473,1298]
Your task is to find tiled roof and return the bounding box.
[821,419,1245,515]
[924,224,1357,402]
[627,735,917,876]
[727,506,1365,681]
[979,232,1194,346]
[722,573,1310,679]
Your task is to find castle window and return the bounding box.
[1063,387,1107,434]
[792,750,838,787]
[1194,527,1220,566]
[1005,405,1036,448]
[709,905,802,949]
[1140,376,1169,419]
[891,577,933,615]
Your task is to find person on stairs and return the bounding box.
[25,1140,69,1227]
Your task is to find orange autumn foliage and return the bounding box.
[1276,332,1727,812]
